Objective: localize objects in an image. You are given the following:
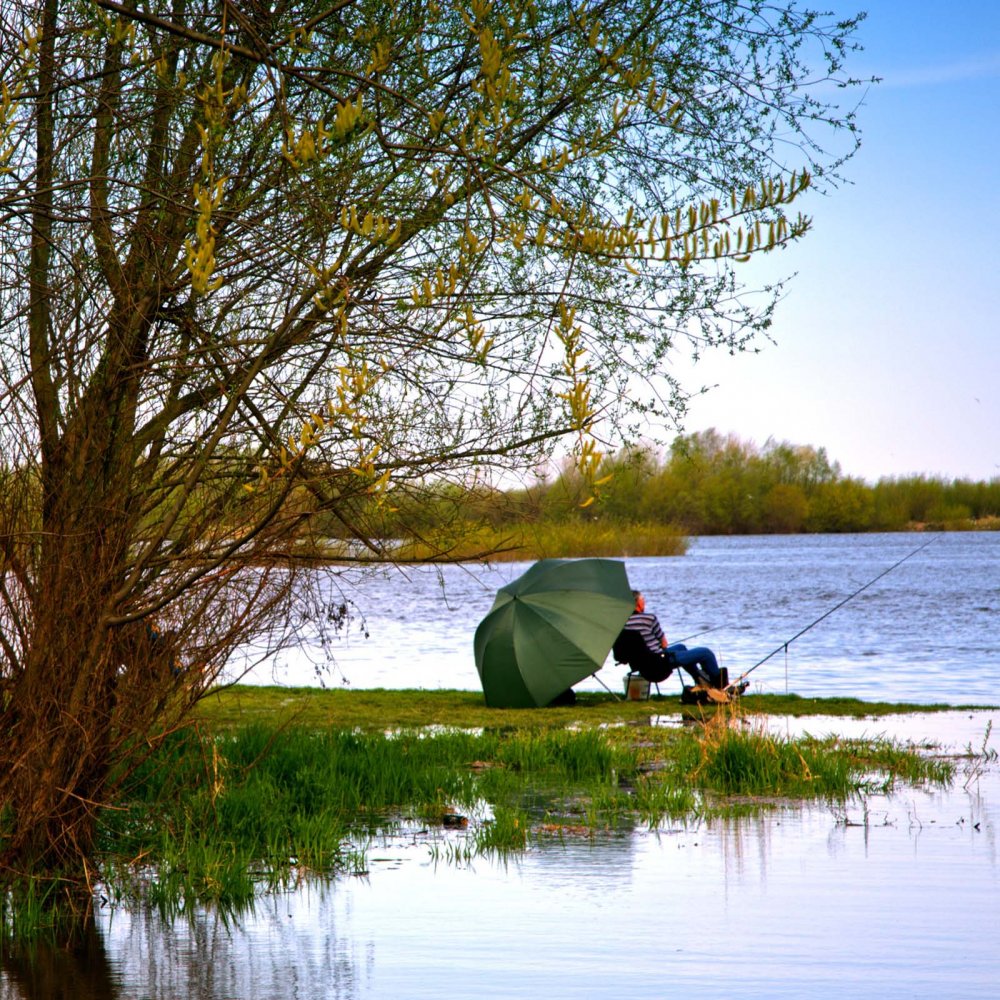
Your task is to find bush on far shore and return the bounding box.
[302,431,1000,558]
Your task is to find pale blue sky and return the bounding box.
[670,1,1000,483]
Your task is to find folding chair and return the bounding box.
[611,629,679,699]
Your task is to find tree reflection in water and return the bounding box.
[2,912,120,1000]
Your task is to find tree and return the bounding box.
[761,483,809,533]
[806,478,875,532]
[0,0,866,889]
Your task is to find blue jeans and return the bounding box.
[667,643,721,687]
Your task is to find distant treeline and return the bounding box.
[383,430,1000,541]
[569,430,1000,534]
[294,430,1000,560]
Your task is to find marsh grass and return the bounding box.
[630,778,699,825]
[671,712,955,801]
[99,725,639,914]
[963,720,998,789]
[474,805,529,856]
[98,712,951,907]
[324,520,689,562]
[0,879,64,943]
[680,723,857,798]
[5,695,965,937]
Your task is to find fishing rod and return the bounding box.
[725,533,942,691]
[677,623,730,644]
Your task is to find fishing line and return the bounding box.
[730,533,942,689]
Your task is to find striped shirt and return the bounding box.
[624,610,666,655]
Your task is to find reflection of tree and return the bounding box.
[1,913,119,1000]
[96,892,366,999]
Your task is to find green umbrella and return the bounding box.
[473,558,634,708]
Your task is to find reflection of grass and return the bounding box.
[96,725,646,914]
[86,706,958,922]
[7,695,967,936]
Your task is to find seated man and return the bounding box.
[617,590,722,688]
[613,626,674,684]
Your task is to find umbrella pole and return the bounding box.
[591,672,622,701]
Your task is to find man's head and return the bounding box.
[632,590,645,612]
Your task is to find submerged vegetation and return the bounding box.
[2,689,962,939]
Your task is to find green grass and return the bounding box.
[90,704,958,914]
[0,879,67,942]
[194,685,988,733]
[669,724,951,800]
[95,724,650,915]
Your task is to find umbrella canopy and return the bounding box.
[473,558,634,708]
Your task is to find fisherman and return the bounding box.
[622,590,723,688]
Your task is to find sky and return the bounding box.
[664,1,1000,484]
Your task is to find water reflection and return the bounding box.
[102,892,372,1000]
[3,711,998,999]
[1,917,119,1000]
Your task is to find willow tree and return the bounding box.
[0,0,864,886]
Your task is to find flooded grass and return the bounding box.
[3,694,965,939]
[0,880,67,944]
[669,714,954,801]
[72,706,954,921]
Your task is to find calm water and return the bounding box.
[4,534,999,999]
[239,531,1000,705]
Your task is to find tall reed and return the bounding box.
[383,519,688,561]
[672,713,954,799]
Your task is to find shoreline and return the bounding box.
[193,685,998,733]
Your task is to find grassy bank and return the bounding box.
[194,685,975,732]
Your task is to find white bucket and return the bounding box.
[625,673,649,701]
